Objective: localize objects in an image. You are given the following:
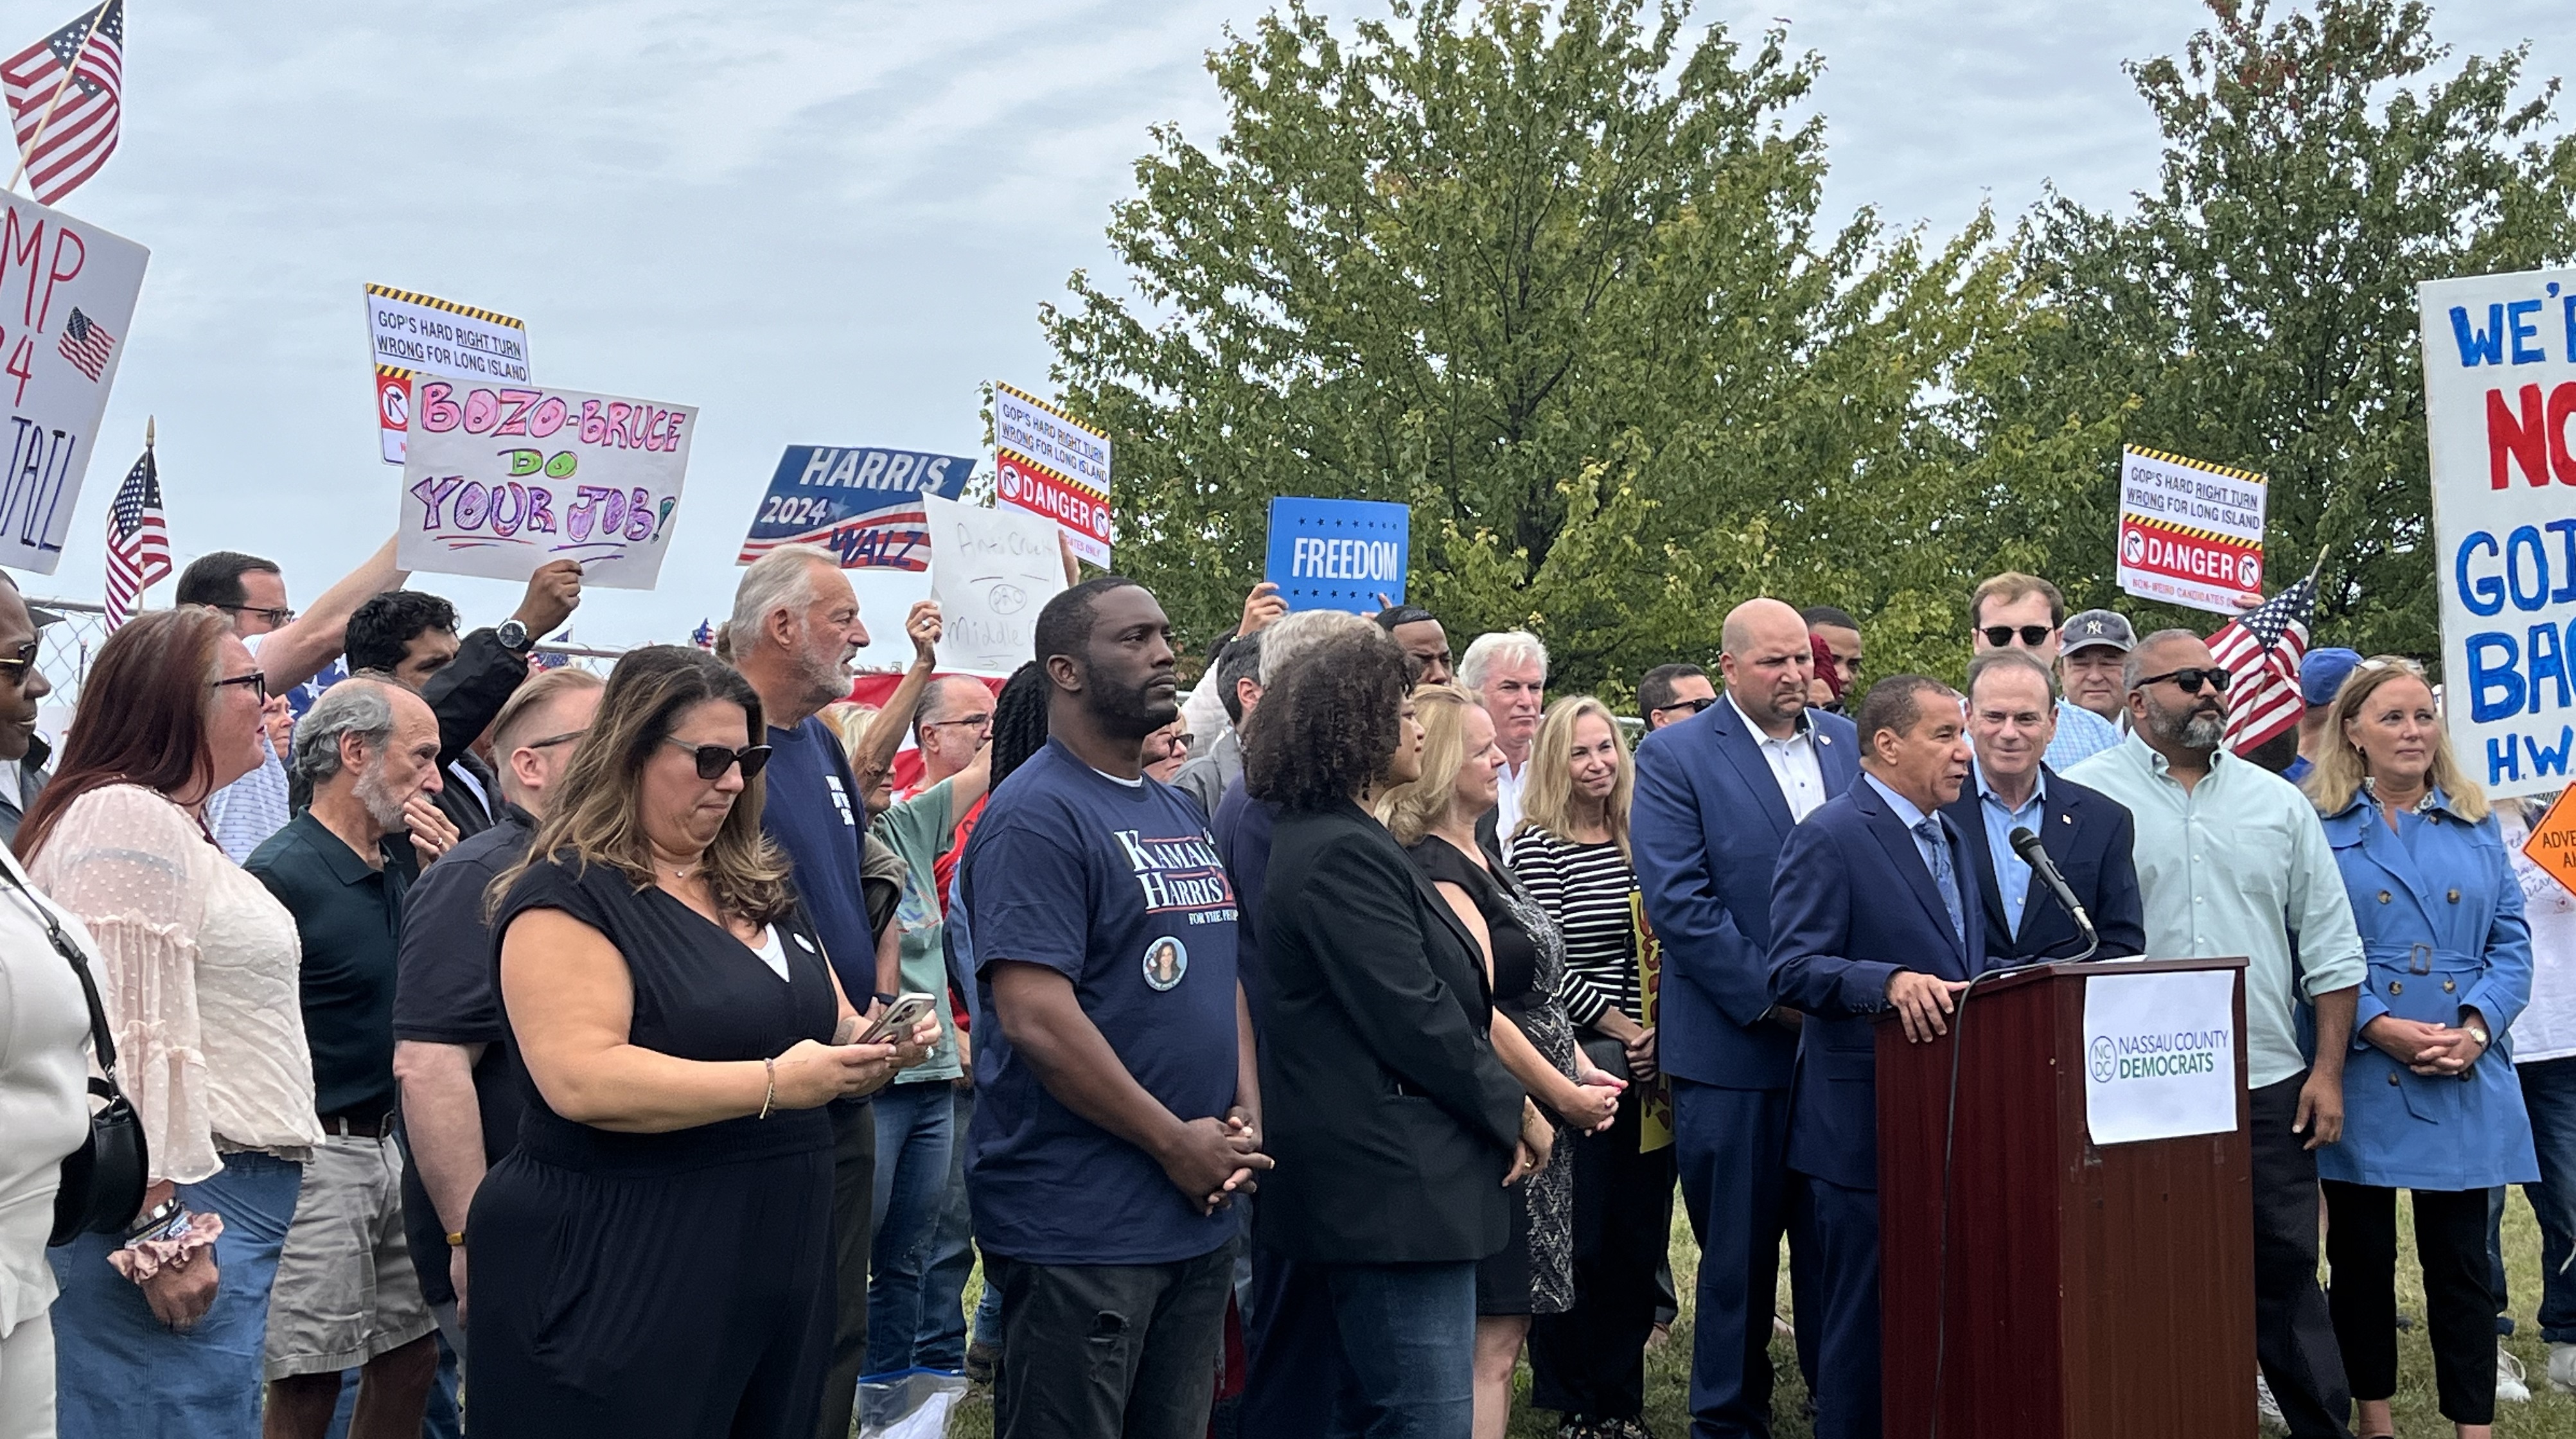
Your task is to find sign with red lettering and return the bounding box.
[992,382,1111,567]
[366,285,532,465]
[2422,266,2576,800]
[397,381,694,590]
[2114,446,2267,616]
[0,192,146,576]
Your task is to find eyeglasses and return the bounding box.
[2134,666,2232,696]
[213,603,297,628]
[1170,734,1194,750]
[1651,696,1718,717]
[1979,625,2056,648]
[520,730,585,752]
[663,736,773,781]
[0,639,39,678]
[926,714,993,732]
[211,671,270,704]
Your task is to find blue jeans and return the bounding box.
[48,1151,303,1439]
[865,1079,956,1375]
[2491,1055,2576,1343]
[1318,1260,1476,1439]
[913,1084,976,1370]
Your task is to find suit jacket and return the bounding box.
[1632,703,1860,1088]
[1255,799,1527,1264]
[1939,765,2146,966]
[1170,727,1241,820]
[1767,778,1993,1192]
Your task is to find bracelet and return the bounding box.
[758,1056,777,1120]
[125,1196,183,1243]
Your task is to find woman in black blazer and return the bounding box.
[1247,626,1546,1439]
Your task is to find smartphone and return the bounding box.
[858,991,938,1046]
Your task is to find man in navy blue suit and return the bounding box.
[1634,597,1857,1438]
[1768,674,1999,1439]
[1939,649,2147,964]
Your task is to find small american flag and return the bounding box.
[101,441,164,631]
[57,305,110,380]
[691,618,715,649]
[1,1,122,206]
[2208,570,2318,754]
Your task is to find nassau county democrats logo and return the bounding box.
[2094,1026,2228,1082]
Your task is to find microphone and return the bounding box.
[2009,825,2100,963]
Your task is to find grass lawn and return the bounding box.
[940,1188,2572,1436]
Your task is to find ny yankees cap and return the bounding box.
[2061,609,2136,656]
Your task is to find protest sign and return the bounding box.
[924,493,1069,676]
[2114,446,2267,615]
[2421,265,2576,798]
[0,193,146,576]
[366,285,532,465]
[992,382,1111,567]
[398,381,693,590]
[1265,497,1409,612]
[737,445,976,571]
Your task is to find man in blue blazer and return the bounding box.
[1769,675,2000,1439]
[1634,597,1857,1438]
[1939,649,2147,964]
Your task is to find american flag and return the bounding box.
[1,1,123,206]
[691,618,716,649]
[56,305,110,380]
[527,629,573,671]
[2208,569,2318,754]
[101,441,164,631]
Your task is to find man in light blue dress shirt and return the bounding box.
[1968,572,2123,769]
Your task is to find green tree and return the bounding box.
[2009,0,2576,659]
[1041,0,2114,696]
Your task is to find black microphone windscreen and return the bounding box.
[2008,825,2046,861]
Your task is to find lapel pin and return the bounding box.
[2060,813,2072,825]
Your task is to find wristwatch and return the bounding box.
[495,619,533,655]
[2464,1020,2492,1049]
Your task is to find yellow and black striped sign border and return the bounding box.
[2122,445,2266,487]
[364,283,525,331]
[992,380,1107,445]
[2126,513,2255,549]
[375,362,412,383]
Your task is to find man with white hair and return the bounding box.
[1460,630,1548,840]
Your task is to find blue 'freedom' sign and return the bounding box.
[738,446,977,571]
[1266,497,1410,613]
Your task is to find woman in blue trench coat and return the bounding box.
[2306,658,2538,1439]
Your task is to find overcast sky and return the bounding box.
[21,0,2571,666]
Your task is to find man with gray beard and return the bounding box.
[247,675,450,1439]
[2067,630,2365,1439]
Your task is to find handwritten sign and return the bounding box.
[993,382,1112,567]
[1266,497,1409,613]
[398,381,693,590]
[366,285,532,465]
[2114,446,2267,616]
[924,493,1069,677]
[738,445,976,571]
[0,193,146,576]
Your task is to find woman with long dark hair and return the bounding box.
[24,608,323,1439]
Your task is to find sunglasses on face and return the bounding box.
[0,639,39,678]
[1979,624,2056,648]
[211,670,270,704]
[2135,666,2232,696]
[1653,696,1718,717]
[663,736,772,781]
[521,730,585,752]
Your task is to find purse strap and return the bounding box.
[0,855,120,1086]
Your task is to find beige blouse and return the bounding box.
[27,784,321,1185]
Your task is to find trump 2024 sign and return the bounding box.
[2422,266,2576,800]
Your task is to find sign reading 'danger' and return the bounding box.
[366,285,531,466]
[738,445,976,572]
[2082,968,2238,1146]
[992,382,1112,568]
[1265,497,1410,613]
[2419,266,2576,799]
[0,194,146,576]
[2115,446,2268,616]
[924,493,1070,677]
[399,382,693,590]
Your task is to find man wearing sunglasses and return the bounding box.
[2066,630,2365,1439]
[1967,572,2124,770]
[0,576,63,843]
[1638,662,1717,733]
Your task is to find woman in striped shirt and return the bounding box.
[1508,696,1673,1439]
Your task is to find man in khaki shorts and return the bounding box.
[247,677,445,1436]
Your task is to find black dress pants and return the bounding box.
[2250,1073,2354,1439]
[2322,1181,2497,1424]
[1529,1082,1676,1420]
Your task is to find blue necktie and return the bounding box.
[1914,818,1966,956]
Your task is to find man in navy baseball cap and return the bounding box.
[2286,648,2365,784]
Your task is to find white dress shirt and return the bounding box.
[1495,755,1529,839]
[1727,693,1828,823]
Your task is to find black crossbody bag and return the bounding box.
[1,858,151,1246]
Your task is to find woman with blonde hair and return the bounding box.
[1382,684,1622,1439]
[2305,657,2536,1439]
[1508,696,1670,1436]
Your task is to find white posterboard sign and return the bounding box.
[925,493,1070,677]
[366,285,533,465]
[398,382,693,590]
[0,193,148,575]
[992,382,1112,567]
[2082,969,2237,1146]
[2419,266,2576,799]
[2114,446,2268,616]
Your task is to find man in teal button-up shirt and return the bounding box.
[2068,629,2366,1439]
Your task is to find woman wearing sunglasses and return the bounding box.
[469,646,934,1437]
[17,608,321,1439]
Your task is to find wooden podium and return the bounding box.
[1875,957,2254,1439]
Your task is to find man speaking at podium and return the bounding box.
[1766,675,2003,1439]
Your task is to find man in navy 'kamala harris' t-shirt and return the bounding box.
[964,576,1268,1439]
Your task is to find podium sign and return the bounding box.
[2082,968,2237,1145]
